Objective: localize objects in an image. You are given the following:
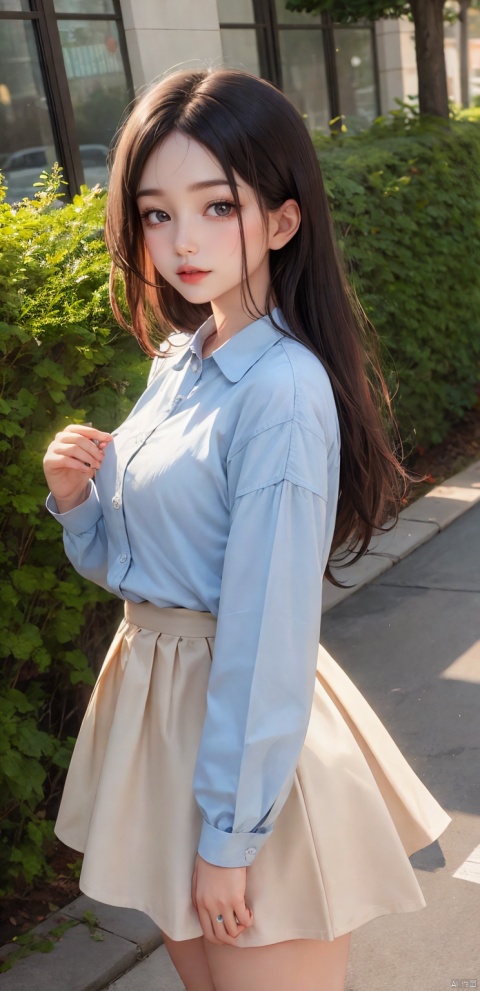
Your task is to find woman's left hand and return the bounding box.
[191,853,254,945]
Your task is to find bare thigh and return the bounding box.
[203,931,351,991]
[161,932,216,991]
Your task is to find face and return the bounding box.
[136,131,275,313]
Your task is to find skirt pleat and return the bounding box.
[54,602,451,946]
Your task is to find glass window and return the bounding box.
[278,29,330,133]
[53,0,115,13]
[221,28,260,75]
[217,0,255,23]
[468,7,480,106]
[7,148,48,170]
[57,18,130,188]
[275,0,322,27]
[0,1,31,9]
[333,27,377,133]
[0,19,59,202]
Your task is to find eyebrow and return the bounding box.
[136,179,239,198]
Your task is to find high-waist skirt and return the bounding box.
[54,601,452,947]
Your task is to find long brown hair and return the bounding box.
[105,67,417,586]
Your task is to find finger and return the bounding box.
[197,907,222,946]
[221,909,246,938]
[46,454,93,474]
[210,913,246,946]
[64,424,113,441]
[58,436,106,459]
[53,441,104,469]
[234,902,254,928]
[191,870,198,913]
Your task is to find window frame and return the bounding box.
[219,0,381,129]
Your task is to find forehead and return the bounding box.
[138,131,227,190]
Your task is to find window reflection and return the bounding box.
[53,0,115,13]
[275,0,322,26]
[278,29,330,133]
[0,19,59,203]
[221,28,260,75]
[58,19,130,188]
[333,27,377,133]
[468,7,480,106]
[0,0,30,9]
[217,0,255,24]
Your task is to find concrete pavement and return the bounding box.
[1,459,479,991]
[322,499,480,991]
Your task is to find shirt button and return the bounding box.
[119,554,127,563]
[245,847,257,865]
[112,495,121,509]
[192,360,199,372]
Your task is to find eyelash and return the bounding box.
[139,208,167,227]
[206,199,238,219]
[139,200,238,227]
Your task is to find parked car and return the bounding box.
[0,144,110,202]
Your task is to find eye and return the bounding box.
[140,209,169,226]
[205,201,237,218]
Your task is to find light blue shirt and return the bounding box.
[47,308,341,868]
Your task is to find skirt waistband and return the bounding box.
[124,600,217,638]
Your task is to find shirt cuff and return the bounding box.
[197,819,273,868]
[46,482,103,534]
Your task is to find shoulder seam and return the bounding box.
[227,415,294,462]
[278,338,301,422]
[227,413,327,463]
[234,475,328,501]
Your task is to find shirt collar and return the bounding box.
[185,308,290,383]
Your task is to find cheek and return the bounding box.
[212,222,242,258]
[144,231,162,256]
[143,231,169,271]
[241,216,268,264]
[217,216,265,263]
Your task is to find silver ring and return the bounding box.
[216,914,223,923]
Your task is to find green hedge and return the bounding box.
[1,104,480,898]
[0,173,145,896]
[314,105,480,447]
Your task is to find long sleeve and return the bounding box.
[193,417,331,868]
[46,482,111,592]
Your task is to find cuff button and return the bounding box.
[245,847,257,865]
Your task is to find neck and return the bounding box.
[208,261,272,345]
[209,302,269,347]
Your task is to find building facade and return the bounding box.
[0,0,479,202]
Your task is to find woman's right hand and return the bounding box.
[43,424,113,514]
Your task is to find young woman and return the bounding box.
[43,68,451,991]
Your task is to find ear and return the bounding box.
[268,199,301,251]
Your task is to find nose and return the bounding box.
[173,219,198,257]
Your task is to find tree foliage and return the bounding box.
[286,0,410,20]
[314,104,480,445]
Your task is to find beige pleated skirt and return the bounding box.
[54,600,452,947]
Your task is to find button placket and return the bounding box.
[109,399,189,592]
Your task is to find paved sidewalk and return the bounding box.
[1,459,479,991]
